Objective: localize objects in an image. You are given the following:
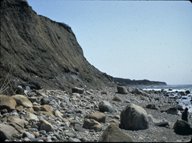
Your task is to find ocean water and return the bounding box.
[141,84,192,113]
[141,84,192,92]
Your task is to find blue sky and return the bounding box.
[28,0,192,85]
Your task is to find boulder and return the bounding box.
[40,97,50,105]
[0,123,19,141]
[173,120,192,135]
[112,96,122,102]
[146,104,158,110]
[117,86,128,94]
[99,123,133,142]
[85,111,106,123]
[83,118,102,131]
[99,100,114,113]
[14,85,25,95]
[176,104,183,111]
[120,103,149,130]
[179,91,185,96]
[165,107,178,115]
[38,120,54,132]
[130,88,148,96]
[73,123,86,132]
[185,90,190,95]
[7,116,28,128]
[12,94,33,108]
[188,137,192,143]
[0,95,17,111]
[72,87,84,94]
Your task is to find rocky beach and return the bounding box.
[0,86,192,142]
[0,0,192,142]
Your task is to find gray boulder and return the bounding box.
[112,96,122,102]
[40,97,50,105]
[38,119,53,132]
[120,103,149,130]
[117,86,128,94]
[165,107,178,115]
[72,87,84,94]
[173,120,192,135]
[146,104,158,110]
[99,123,133,142]
[129,88,148,96]
[99,100,114,113]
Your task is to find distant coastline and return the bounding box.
[112,77,167,86]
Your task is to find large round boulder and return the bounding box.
[119,103,149,130]
[173,120,192,135]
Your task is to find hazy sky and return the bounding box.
[28,0,192,85]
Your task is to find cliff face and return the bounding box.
[0,0,112,92]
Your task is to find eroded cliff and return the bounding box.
[0,0,112,93]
